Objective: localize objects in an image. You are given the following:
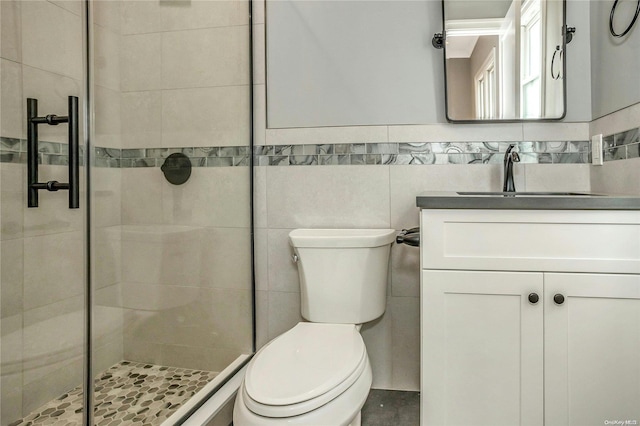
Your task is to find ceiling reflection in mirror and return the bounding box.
[443,0,565,121]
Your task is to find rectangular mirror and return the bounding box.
[443,0,567,122]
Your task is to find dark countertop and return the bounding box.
[416,192,640,210]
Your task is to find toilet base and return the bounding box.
[233,358,372,426]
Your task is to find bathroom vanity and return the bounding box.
[417,193,640,426]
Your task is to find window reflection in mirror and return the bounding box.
[443,0,565,121]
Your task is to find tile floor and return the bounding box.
[361,390,421,426]
[9,361,218,426]
[219,389,420,426]
[11,368,418,426]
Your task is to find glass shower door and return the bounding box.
[1,0,88,424]
[89,0,254,423]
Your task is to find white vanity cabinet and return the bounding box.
[544,273,640,426]
[422,269,544,426]
[420,209,640,426]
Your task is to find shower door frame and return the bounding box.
[82,0,93,423]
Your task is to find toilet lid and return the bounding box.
[245,323,366,407]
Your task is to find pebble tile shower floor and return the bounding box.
[10,361,218,426]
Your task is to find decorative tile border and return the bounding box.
[0,138,250,168]
[603,127,640,162]
[0,137,25,164]
[120,147,250,168]
[2,137,612,167]
[0,137,97,167]
[254,141,592,166]
[4,126,639,168]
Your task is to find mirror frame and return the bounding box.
[440,0,569,123]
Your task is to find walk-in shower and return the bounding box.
[0,1,254,424]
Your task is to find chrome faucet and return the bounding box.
[503,144,520,192]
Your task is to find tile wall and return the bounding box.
[602,128,640,162]
[118,1,250,150]
[249,1,598,391]
[119,167,253,373]
[116,0,253,373]
[254,141,592,166]
[590,102,640,195]
[251,116,639,391]
[251,134,593,391]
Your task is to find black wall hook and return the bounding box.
[564,25,576,44]
[432,33,444,49]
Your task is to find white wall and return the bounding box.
[561,0,593,121]
[588,0,640,195]
[267,0,444,127]
[266,0,593,127]
[590,0,640,119]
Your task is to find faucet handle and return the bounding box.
[511,151,521,162]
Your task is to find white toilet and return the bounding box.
[233,228,396,426]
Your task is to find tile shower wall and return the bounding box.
[251,3,593,391]
[119,1,249,150]
[119,167,253,372]
[92,1,127,416]
[117,0,253,373]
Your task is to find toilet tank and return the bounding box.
[289,229,396,324]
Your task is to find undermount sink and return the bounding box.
[456,191,602,197]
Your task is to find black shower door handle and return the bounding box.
[27,96,79,209]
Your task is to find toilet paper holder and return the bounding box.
[396,227,420,247]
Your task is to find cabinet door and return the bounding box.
[422,270,544,426]
[545,273,640,426]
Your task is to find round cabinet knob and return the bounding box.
[528,293,539,304]
[553,294,565,305]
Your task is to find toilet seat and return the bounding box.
[243,322,367,418]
